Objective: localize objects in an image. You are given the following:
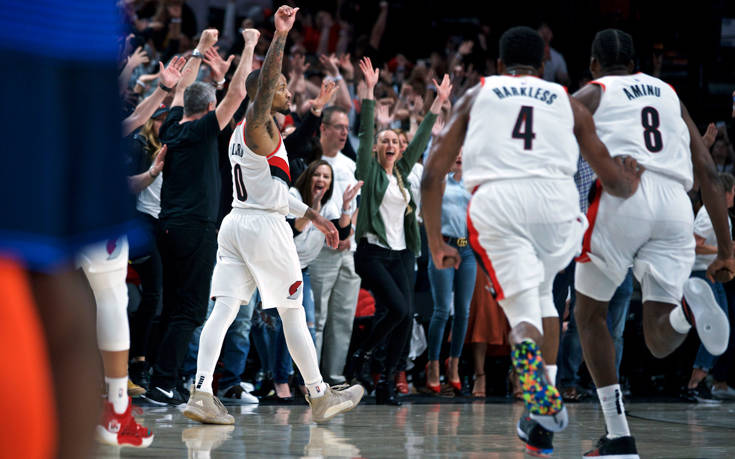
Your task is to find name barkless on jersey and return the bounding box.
[491,85,559,105]
[622,84,661,101]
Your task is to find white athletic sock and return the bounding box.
[277,306,325,398]
[545,364,558,387]
[597,384,630,439]
[195,297,240,394]
[669,305,692,334]
[306,381,328,398]
[106,376,129,414]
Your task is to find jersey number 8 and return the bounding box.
[641,106,663,153]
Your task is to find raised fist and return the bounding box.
[199,29,219,50]
[274,5,299,33]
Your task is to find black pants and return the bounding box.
[151,218,217,388]
[129,212,162,360]
[355,240,414,375]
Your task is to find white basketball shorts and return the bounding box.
[575,171,695,304]
[467,178,587,301]
[210,208,303,309]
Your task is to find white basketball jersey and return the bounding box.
[228,120,292,215]
[591,72,692,190]
[462,75,578,192]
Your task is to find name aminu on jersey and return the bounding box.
[231,143,244,157]
[622,84,661,101]
[492,86,558,105]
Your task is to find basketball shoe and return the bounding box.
[307,384,364,423]
[96,398,154,448]
[583,434,639,458]
[683,277,730,356]
[516,408,554,457]
[183,386,235,425]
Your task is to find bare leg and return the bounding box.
[447,357,460,383]
[642,301,685,358]
[472,343,486,396]
[541,316,560,365]
[427,360,440,387]
[575,292,617,387]
[101,351,128,379]
[31,268,102,459]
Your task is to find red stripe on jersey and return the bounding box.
[267,155,291,182]
[666,82,677,94]
[266,136,283,159]
[480,77,485,87]
[590,81,606,91]
[576,179,602,263]
[467,202,505,300]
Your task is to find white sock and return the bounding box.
[546,364,558,387]
[196,296,240,394]
[194,374,214,395]
[669,305,692,334]
[106,376,129,414]
[277,306,325,398]
[306,381,328,398]
[597,384,630,438]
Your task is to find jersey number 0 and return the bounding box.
[234,164,248,201]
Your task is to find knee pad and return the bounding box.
[498,288,543,334]
[95,281,130,352]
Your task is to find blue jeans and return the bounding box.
[691,270,729,371]
[182,295,256,390]
[303,268,316,344]
[427,243,477,360]
[557,267,633,387]
[250,291,292,384]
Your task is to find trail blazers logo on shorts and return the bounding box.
[105,237,123,260]
[288,281,302,300]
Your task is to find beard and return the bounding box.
[276,105,291,115]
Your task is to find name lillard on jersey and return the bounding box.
[491,85,559,105]
[622,84,661,101]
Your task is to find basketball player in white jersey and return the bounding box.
[422,26,642,457]
[183,5,364,425]
[571,29,735,458]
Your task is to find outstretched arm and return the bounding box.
[122,56,188,136]
[245,5,298,155]
[569,95,642,198]
[683,102,735,281]
[171,29,219,108]
[215,28,260,130]
[421,85,478,270]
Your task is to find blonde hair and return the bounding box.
[394,169,413,215]
[140,118,162,160]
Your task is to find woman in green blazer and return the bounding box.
[348,57,451,404]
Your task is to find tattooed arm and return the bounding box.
[244,5,299,156]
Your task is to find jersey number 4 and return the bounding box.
[512,106,536,150]
[234,164,248,201]
[641,106,663,153]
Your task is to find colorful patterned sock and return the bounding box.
[511,339,562,416]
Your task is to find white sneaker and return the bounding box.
[183,386,235,425]
[217,382,259,404]
[307,384,364,423]
[711,384,735,401]
[683,277,730,355]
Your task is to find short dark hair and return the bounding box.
[322,106,349,125]
[499,26,545,69]
[719,172,735,193]
[245,69,261,99]
[591,29,635,71]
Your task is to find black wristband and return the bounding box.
[159,82,173,92]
